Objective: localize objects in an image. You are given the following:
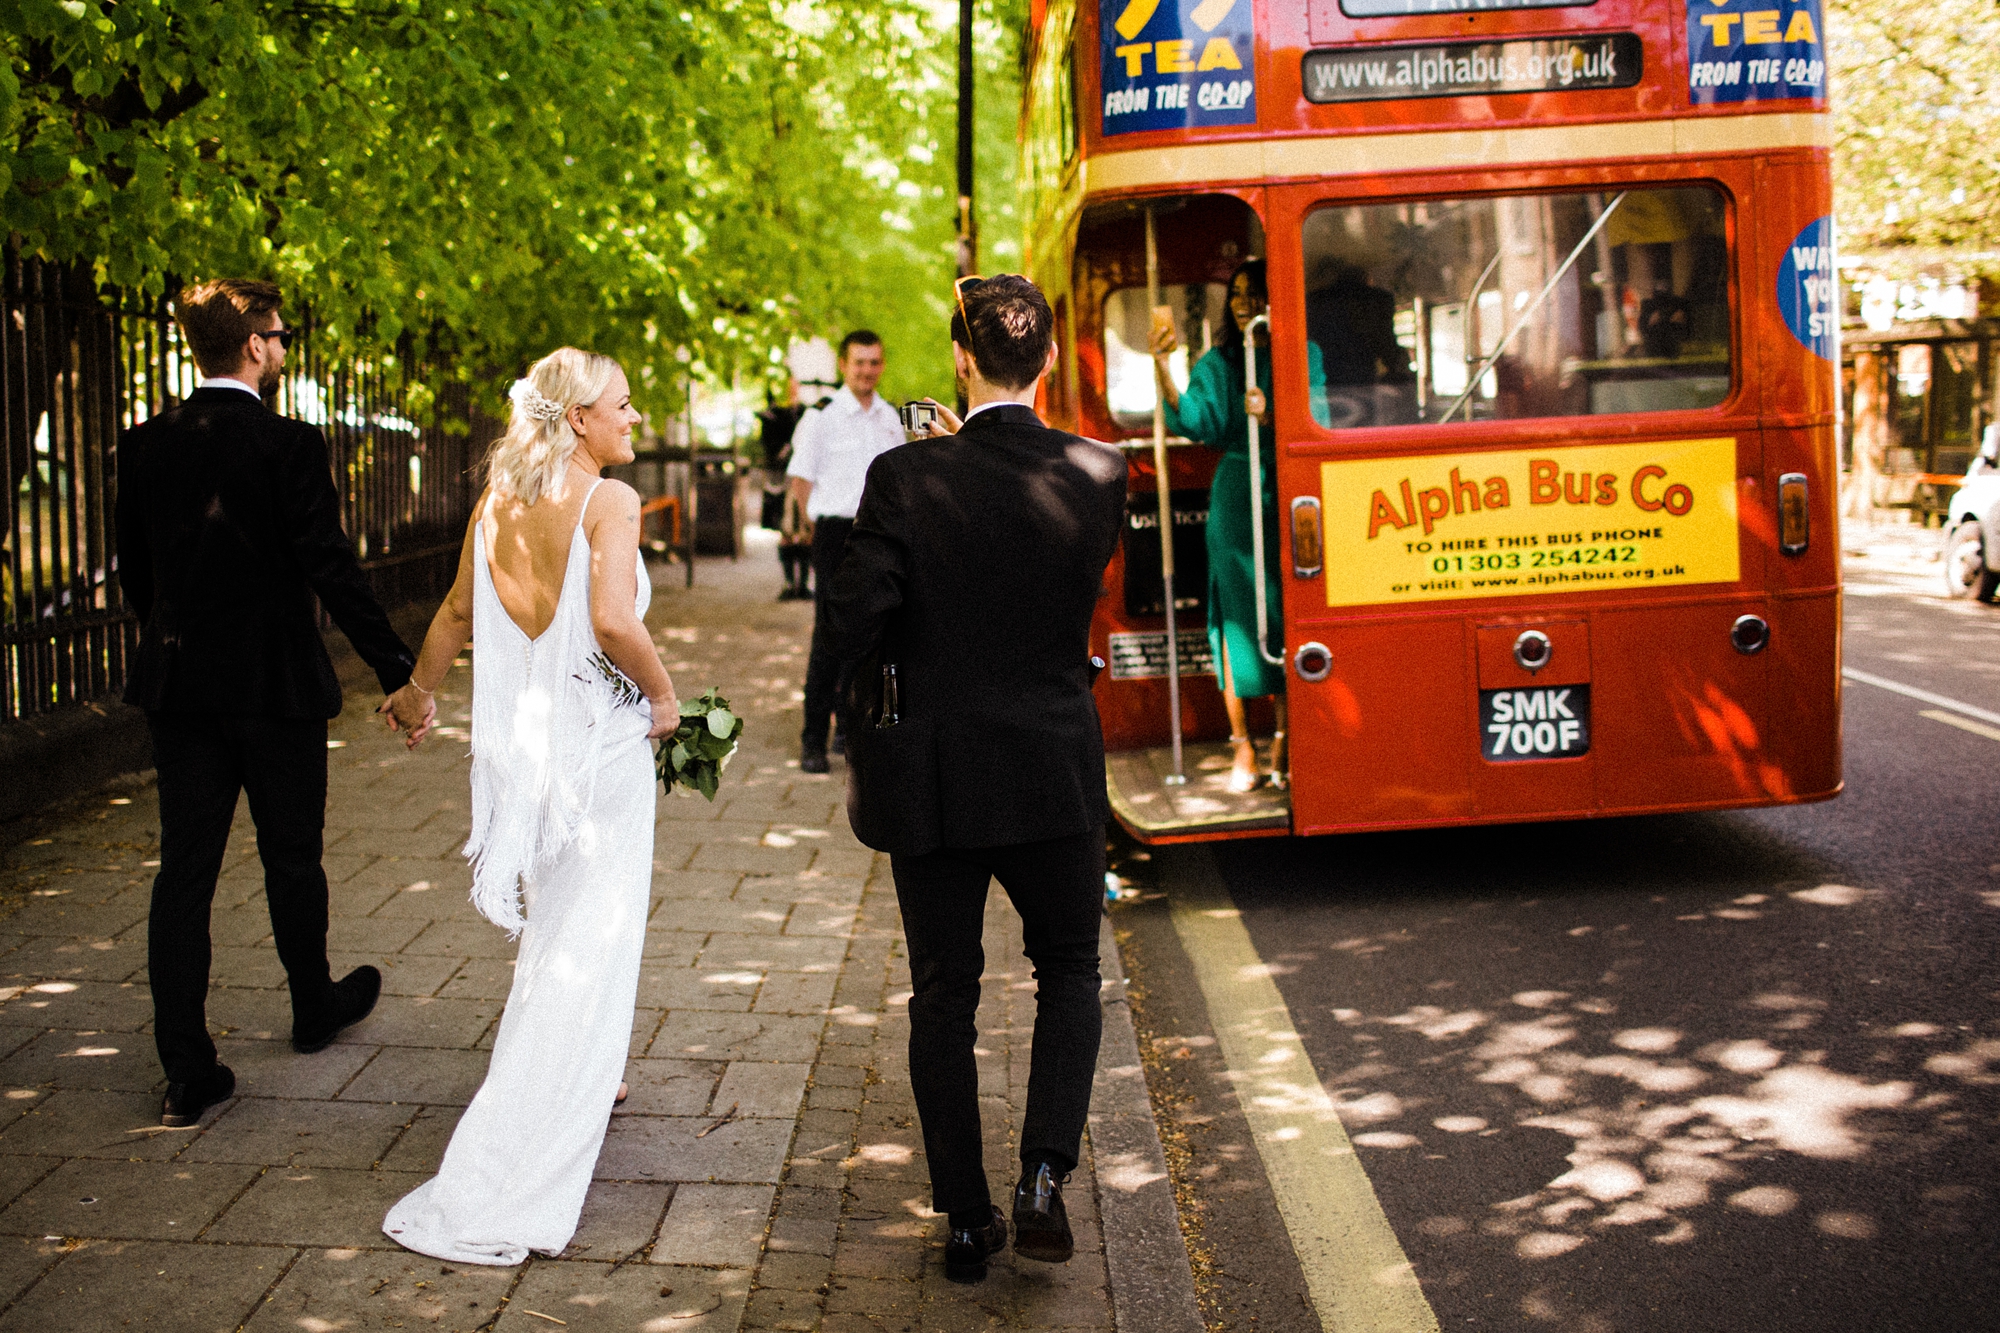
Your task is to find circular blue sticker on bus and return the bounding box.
[1777,216,1837,360]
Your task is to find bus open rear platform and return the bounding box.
[1106,743,1292,843]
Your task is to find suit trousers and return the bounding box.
[890,827,1105,1215]
[146,712,338,1082]
[800,516,855,749]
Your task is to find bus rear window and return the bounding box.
[1300,185,1730,428]
[1104,282,1228,430]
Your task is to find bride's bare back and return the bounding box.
[481,483,598,640]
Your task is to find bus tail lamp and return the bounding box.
[1294,641,1333,683]
[1512,629,1552,674]
[1731,615,1770,655]
[1290,496,1323,578]
[1778,473,1809,555]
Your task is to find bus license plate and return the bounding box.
[1480,685,1590,762]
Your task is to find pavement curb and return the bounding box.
[1092,911,1205,1333]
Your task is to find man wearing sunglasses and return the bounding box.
[824,274,1127,1283]
[116,279,424,1128]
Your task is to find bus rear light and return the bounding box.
[1778,473,1809,555]
[1294,641,1333,682]
[1731,614,1770,655]
[1291,496,1323,578]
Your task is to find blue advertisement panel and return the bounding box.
[1686,0,1825,106]
[1776,215,1837,360]
[1100,0,1257,136]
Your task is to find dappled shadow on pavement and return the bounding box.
[1215,813,2000,1333]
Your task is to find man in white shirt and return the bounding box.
[787,330,905,772]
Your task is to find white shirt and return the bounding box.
[200,376,261,398]
[963,399,1032,423]
[786,385,905,520]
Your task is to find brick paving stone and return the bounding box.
[0,1238,286,1332]
[0,1235,63,1308]
[243,1247,516,1333]
[180,1097,410,1169]
[0,541,1141,1331]
[613,1058,722,1117]
[204,1166,430,1247]
[566,1179,673,1258]
[338,1046,494,1105]
[499,1261,751,1332]
[595,1115,794,1183]
[214,1036,375,1100]
[651,1181,776,1267]
[0,1029,162,1092]
[0,1157,261,1239]
[0,1088,205,1160]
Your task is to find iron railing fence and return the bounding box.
[3,254,490,724]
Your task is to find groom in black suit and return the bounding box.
[115,279,428,1127]
[825,274,1126,1282]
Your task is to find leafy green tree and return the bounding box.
[2,0,1022,414]
[1829,0,2000,274]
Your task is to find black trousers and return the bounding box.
[891,827,1105,1216]
[146,712,338,1082]
[800,516,855,749]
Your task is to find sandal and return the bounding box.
[615,1082,629,1106]
[1266,730,1289,789]
[1226,735,1259,794]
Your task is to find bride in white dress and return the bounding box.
[374,348,678,1265]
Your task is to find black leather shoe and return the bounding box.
[800,746,830,774]
[292,966,382,1054]
[1012,1162,1074,1263]
[161,1064,235,1127]
[944,1204,1008,1283]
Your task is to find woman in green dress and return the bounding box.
[1150,260,1326,792]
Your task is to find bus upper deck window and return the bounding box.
[1339,0,1593,16]
[1300,186,1730,429]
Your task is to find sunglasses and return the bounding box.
[255,329,296,350]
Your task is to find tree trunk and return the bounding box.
[1845,349,1887,522]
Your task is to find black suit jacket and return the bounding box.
[115,386,415,718]
[824,403,1127,855]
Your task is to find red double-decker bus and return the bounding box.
[1019,0,1841,841]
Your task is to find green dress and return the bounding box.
[1165,343,1327,700]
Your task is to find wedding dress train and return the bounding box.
[384,482,655,1265]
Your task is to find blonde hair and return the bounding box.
[485,347,623,505]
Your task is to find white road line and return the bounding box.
[1169,848,1440,1333]
[1919,709,2000,744]
[1843,667,2000,728]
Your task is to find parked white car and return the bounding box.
[1945,424,2000,600]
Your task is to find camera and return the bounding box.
[899,400,942,434]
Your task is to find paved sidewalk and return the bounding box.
[0,534,1194,1331]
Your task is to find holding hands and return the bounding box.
[379,680,437,749]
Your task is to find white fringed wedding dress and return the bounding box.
[384,482,655,1265]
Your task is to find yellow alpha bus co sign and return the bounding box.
[1318,437,1740,607]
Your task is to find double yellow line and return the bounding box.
[1169,850,1441,1333]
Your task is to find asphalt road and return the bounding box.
[1115,553,2000,1333]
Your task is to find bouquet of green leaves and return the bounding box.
[657,687,744,801]
[581,655,744,802]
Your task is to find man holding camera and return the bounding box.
[823,275,1126,1283]
[787,329,904,773]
